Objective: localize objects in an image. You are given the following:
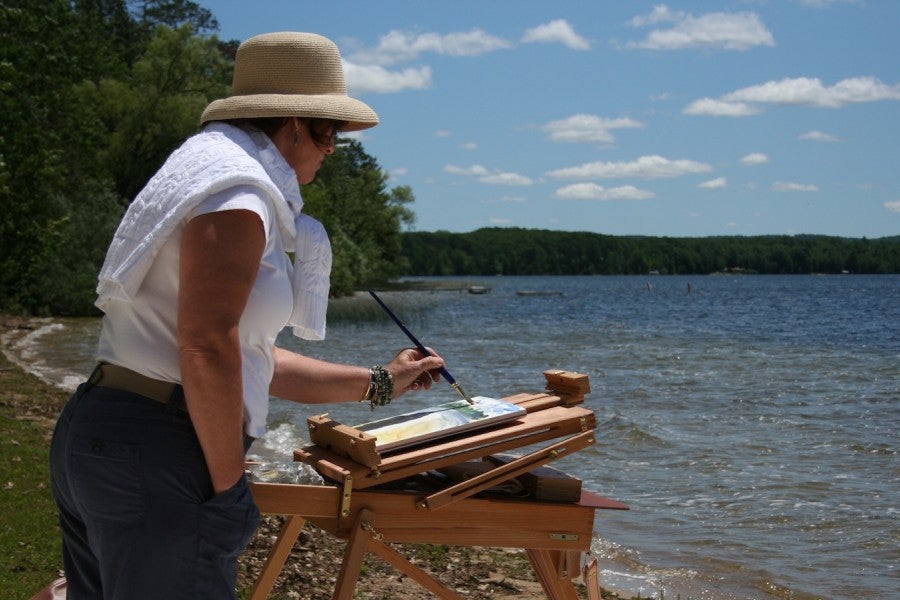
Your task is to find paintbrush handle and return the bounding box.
[368,290,457,385]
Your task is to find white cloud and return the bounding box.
[799,130,840,142]
[798,0,861,7]
[554,183,655,201]
[542,114,644,144]
[344,61,431,93]
[435,130,453,137]
[546,155,712,180]
[481,172,533,186]
[445,164,489,176]
[773,181,819,192]
[629,5,685,27]
[341,130,366,142]
[444,164,533,186]
[683,97,760,117]
[522,19,590,50]
[741,153,769,165]
[686,76,900,116]
[726,76,900,108]
[461,142,478,150]
[351,29,512,66]
[884,200,900,213]
[699,177,727,189]
[627,6,775,51]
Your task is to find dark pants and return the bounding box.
[49,382,260,600]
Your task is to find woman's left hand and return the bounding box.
[386,347,446,397]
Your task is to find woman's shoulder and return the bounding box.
[190,185,275,237]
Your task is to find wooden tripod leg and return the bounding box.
[369,542,465,600]
[250,515,307,600]
[526,549,579,600]
[583,555,602,600]
[331,508,375,600]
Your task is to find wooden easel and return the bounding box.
[248,370,628,600]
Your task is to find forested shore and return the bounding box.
[401,228,900,276]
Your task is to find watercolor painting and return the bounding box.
[354,396,526,452]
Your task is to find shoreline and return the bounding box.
[1,315,629,599]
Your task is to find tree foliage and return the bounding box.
[0,1,414,315]
[1,1,233,315]
[93,25,232,200]
[1,1,123,315]
[401,229,900,276]
[301,139,416,295]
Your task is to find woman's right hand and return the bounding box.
[385,347,446,398]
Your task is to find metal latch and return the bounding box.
[549,533,580,541]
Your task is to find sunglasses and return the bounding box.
[309,118,348,148]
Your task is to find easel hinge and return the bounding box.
[340,475,353,517]
[361,520,383,541]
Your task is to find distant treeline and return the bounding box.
[400,229,900,276]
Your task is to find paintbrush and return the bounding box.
[368,290,474,404]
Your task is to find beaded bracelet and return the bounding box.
[362,365,393,410]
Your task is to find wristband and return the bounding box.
[365,365,393,410]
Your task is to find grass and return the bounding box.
[0,344,68,599]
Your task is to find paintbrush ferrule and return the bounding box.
[452,382,474,405]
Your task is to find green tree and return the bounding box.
[0,1,123,314]
[136,0,219,33]
[89,25,231,200]
[1,0,417,313]
[400,230,900,276]
[0,2,232,314]
[302,139,416,295]
[25,181,124,315]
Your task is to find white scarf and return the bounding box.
[95,122,331,340]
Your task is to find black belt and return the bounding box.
[90,363,186,412]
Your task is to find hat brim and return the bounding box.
[200,93,379,132]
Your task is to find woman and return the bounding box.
[49,32,446,599]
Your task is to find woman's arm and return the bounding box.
[178,209,265,494]
[270,346,446,404]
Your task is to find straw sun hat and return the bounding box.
[200,32,379,131]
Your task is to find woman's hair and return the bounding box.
[221,117,347,147]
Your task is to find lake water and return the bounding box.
[3,275,898,599]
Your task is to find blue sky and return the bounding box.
[199,1,900,238]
